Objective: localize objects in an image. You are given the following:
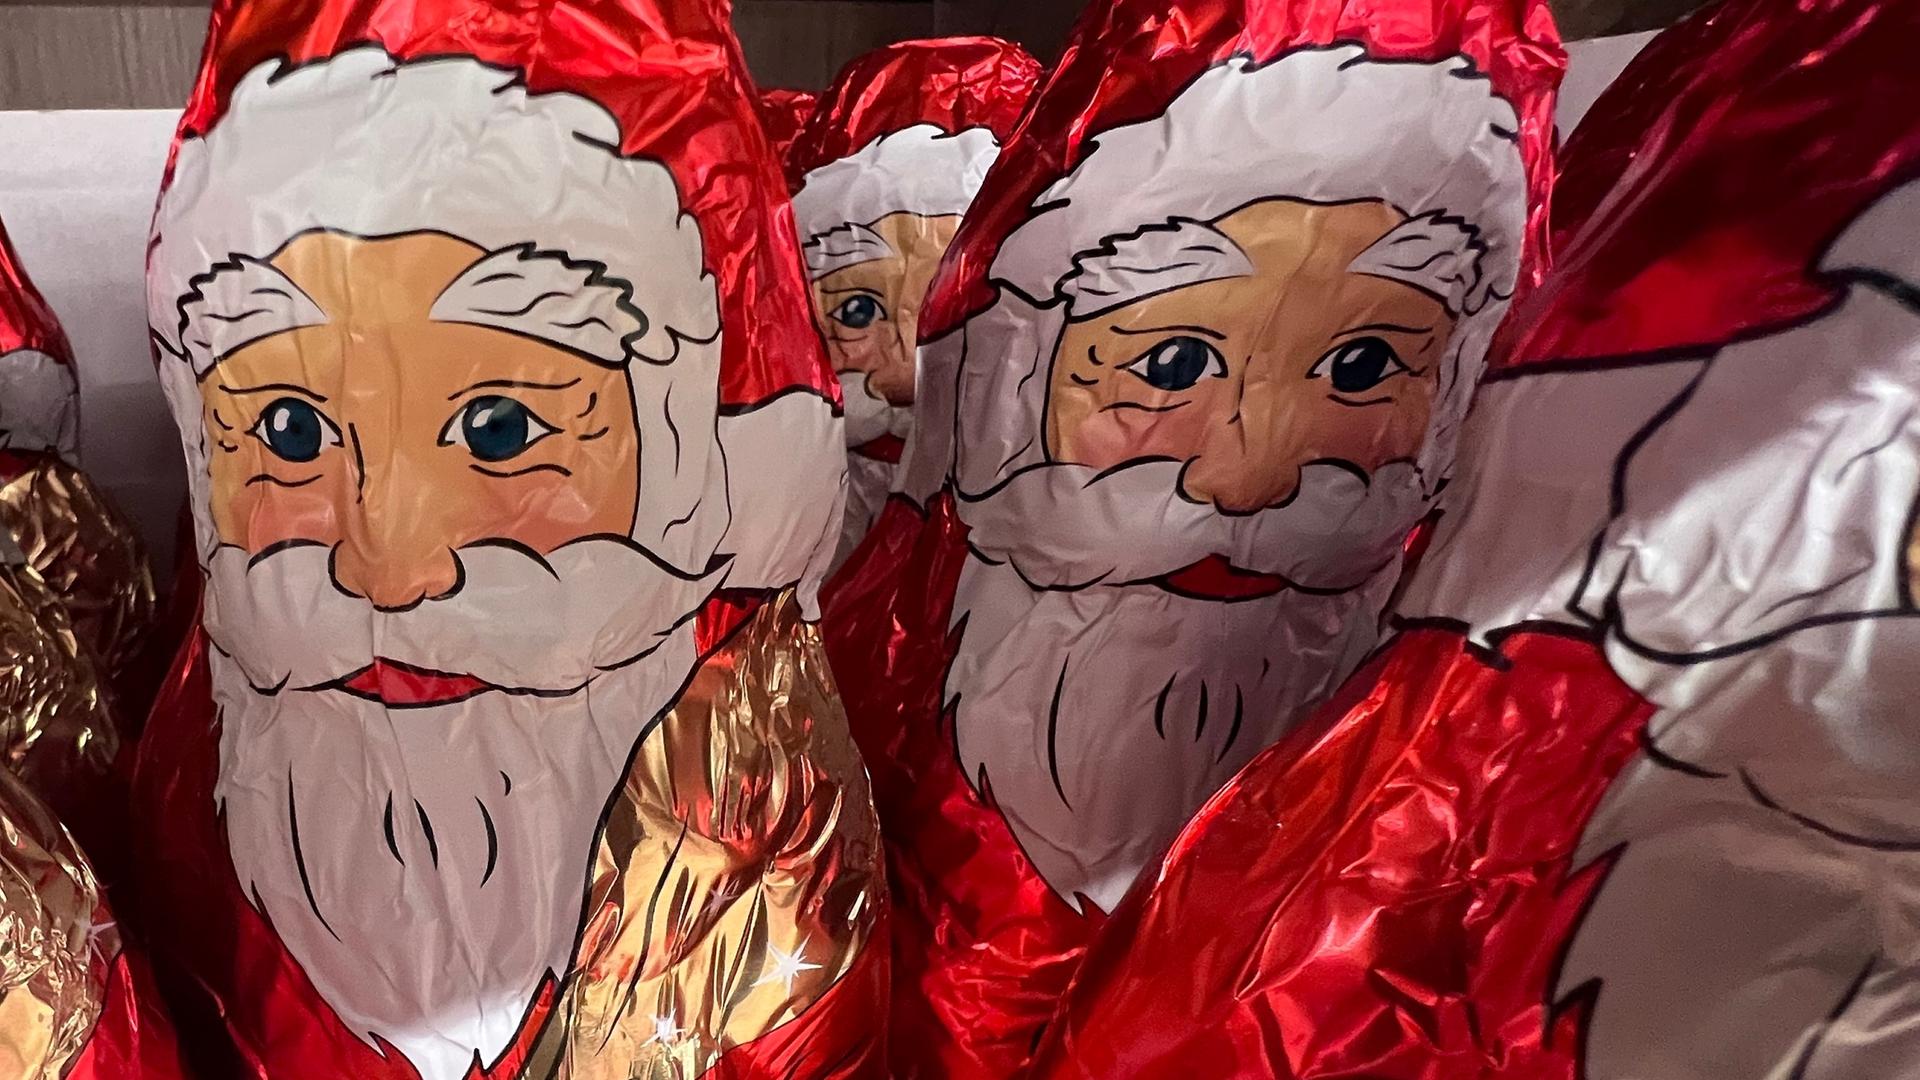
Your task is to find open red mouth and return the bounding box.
[1156,555,1290,602]
[853,434,906,464]
[334,659,496,708]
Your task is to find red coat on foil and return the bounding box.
[1022,1,1920,1077]
[132,0,880,1077]
[818,1,1561,1075]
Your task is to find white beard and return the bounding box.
[947,460,1415,912]
[206,538,715,1080]
[1550,276,1920,1075]
[1559,746,1920,1080]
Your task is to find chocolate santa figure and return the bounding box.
[1021,1,1920,1077]
[788,37,1041,569]
[817,0,1562,1073]
[132,0,885,1075]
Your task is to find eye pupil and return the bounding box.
[461,395,532,462]
[260,397,324,462]
[1139,336,1216,391]
[1328,338,1400,394]
[834,295,881,330]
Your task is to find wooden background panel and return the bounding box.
[0,0,1710,110]
[736,1,936,89]
[0,4,205,110]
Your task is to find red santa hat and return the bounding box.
[756,86,818,187]
[0,215,79,462]
[787,38,1042,279]
[788,36,1041,178]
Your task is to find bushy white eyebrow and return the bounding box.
[176,255,328,375]
[803,222,898,280]
[1058,219,1254,319]
[1347,210,1492,316]
[430,243,653,365]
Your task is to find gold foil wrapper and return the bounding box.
[0,555,120,832]
[543,591,882,1078]
[0,766,110,1079]
[0,457,157,709]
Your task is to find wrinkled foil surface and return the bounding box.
[0,545,119,845]
[0,453,157,722]
[1023,1,1920,1078]
[0,767,102,1080]
[130,0,880,1076]
[817,1,1562,1076]
[756,88,817,187]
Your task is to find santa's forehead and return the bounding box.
[267,231,488,316]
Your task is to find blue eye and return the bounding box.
[439,395,559,463]
[1121,335,1227,391]
[248,397,339,463]
[1310,336,1411,394]
[831,294,886,330]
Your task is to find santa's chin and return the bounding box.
[212,622,699,1080]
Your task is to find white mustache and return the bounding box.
[956,458,1426,592]
[839,370,912,446]
[204,536,723,694]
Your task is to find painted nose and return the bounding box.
[330,532,462,612]
[329,449,463,611]
[1177,403,1305,514]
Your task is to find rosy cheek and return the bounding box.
[227,474,343,552]
[1065,408,1168,470]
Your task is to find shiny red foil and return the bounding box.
[787,36,1042,179]
[1021,1,1920,1077]
[817,0,1562,1076]
[756,87,818,187]
[67,934,192,1080]
[131,0,873,1076]
[0,218,71,363]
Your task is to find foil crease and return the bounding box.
[1020,1,1920,1077]
[815,0,1563,1074]
[549,592,881,1077]
[0,767,108,1080]
[0,454,157,721]
[0,551,119,833]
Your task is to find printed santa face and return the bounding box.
[794,124,999,563]
[1043,197,1454,507]
[932,48,1528,913]
[811,210,961,403]
[148,49,734,1079]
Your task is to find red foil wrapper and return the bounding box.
[756,87,817,188]
[1024,1,1920,1078]
[0,765,187,1080]
[790,37,1041,568]
[817,0,1561,1075]
[132,0,884,1076]
[0,215,160,726]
